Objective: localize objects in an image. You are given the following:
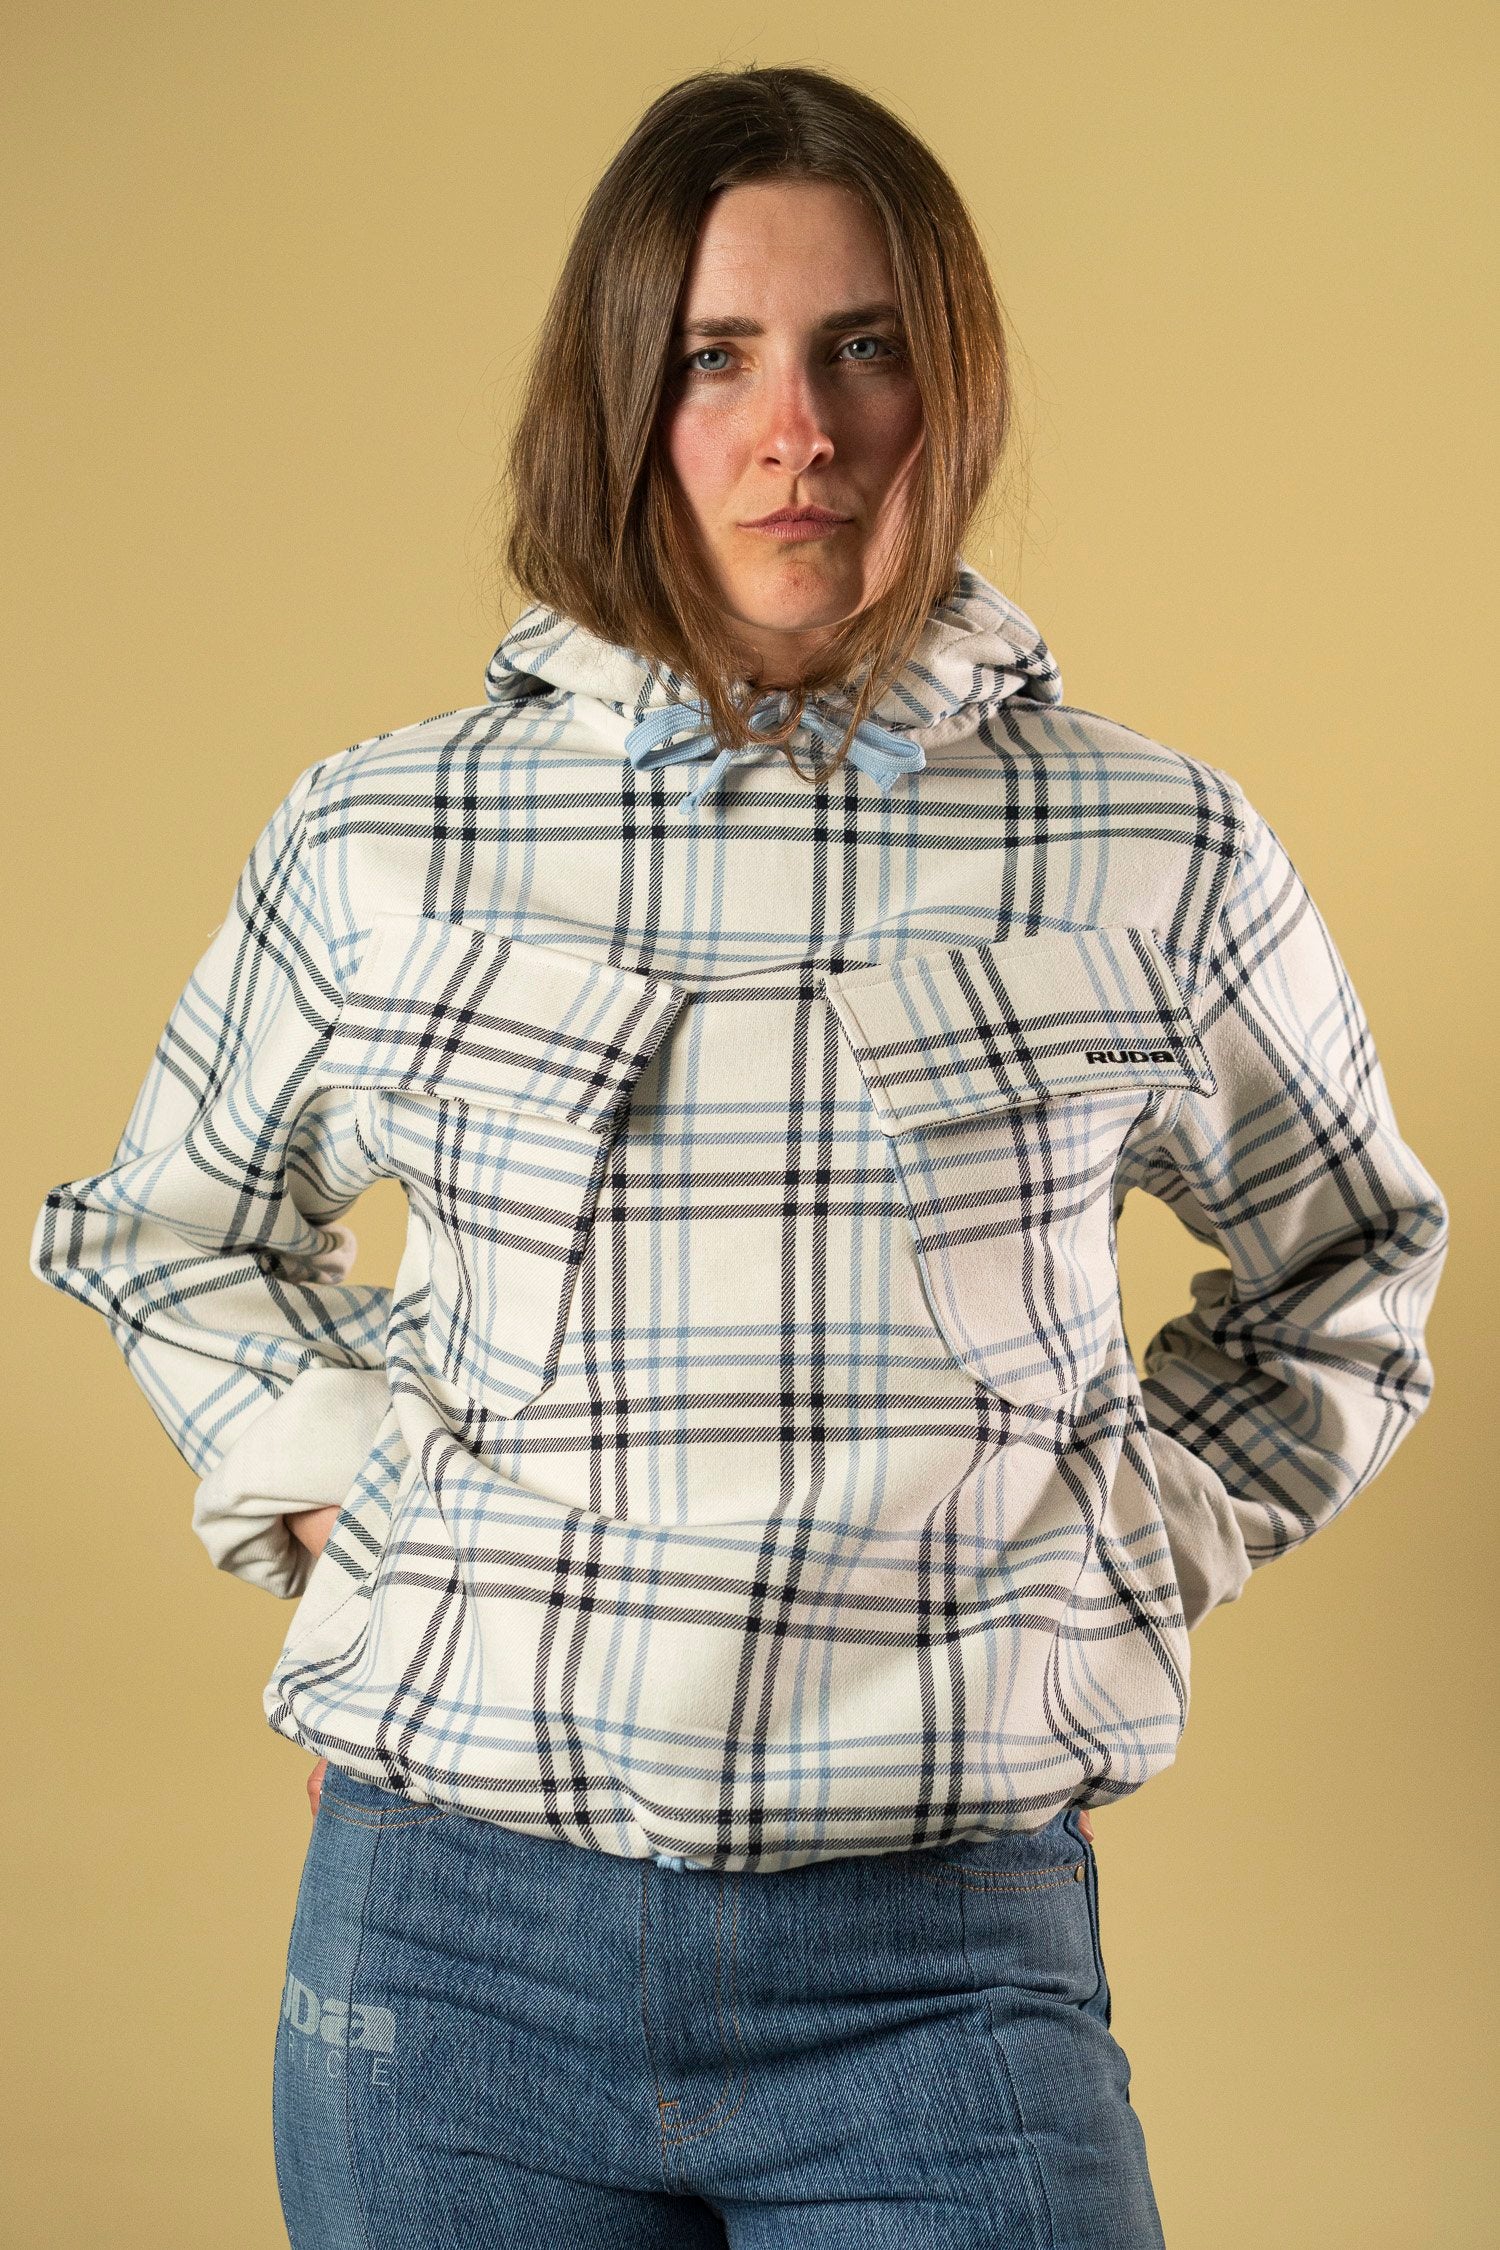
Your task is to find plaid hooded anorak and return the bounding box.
[31,565,1448,1870]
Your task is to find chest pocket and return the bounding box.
[824,925,1215,1408]
[320,915,685,1416]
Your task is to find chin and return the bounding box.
[725,560,865,635]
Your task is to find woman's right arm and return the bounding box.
[29,761,392,1601]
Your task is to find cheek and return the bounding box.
[664,400,743,518]
[860,387,925,478]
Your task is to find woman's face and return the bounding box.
[658,177,925,687]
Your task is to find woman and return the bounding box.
[31,63,1446,2250]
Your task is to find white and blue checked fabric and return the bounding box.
[30,562,1447,1870]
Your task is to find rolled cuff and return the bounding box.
[191,1363,391,1599]
[1148,1423,1253,1631]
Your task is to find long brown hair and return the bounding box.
[497,64,1018,784]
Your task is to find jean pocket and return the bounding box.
[911,1805,1085,1884]
[317,1762,453,1829]
[908,1809,1103,2012]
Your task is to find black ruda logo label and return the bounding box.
[1084,1047,1177,1064]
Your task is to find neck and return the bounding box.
[731,618,843,694]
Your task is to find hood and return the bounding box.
[481,560,1062,756]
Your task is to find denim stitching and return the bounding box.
[982,1989,1059,2248]
[638,1864,679,2185]
[911,1862,1083,1892]
[318,1804,450,1830]
[336,1803,385,2250]
[660,1873,749,2146]
[660,1877,738,2139]
[1079,1839,1110,2020]
[926,1845,1076,1874]
[958,1882,1058,2248]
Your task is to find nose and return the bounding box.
[753,361,834,477]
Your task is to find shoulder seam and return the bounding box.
[290,759,342,1004]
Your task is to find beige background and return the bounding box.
[5,3,1495,2243]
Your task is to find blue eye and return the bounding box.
[679,335,904,381]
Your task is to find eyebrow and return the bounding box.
[674,301,902,340]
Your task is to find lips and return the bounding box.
[742,508,850,528]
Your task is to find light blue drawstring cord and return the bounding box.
[652,1852,692,1870]
[623,696,925,815]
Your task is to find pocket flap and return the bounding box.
[824,925,1215,1134]
[322,915,685,1131]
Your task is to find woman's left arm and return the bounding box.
[1129,789,1449,1632]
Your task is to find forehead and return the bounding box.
[678,179,894,311]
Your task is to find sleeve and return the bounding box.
[28,761,393,1601]
[1130,788,1449,1631]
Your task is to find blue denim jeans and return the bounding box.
[273,1764,1166,2247]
